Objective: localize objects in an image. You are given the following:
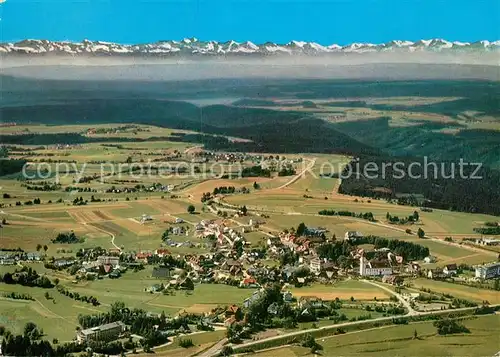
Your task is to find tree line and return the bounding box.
[386,211,419,224]
[354,235,430,260]
[317,236,430,262]
[56,285,100,306]
[473,226,500,235]
[318,209,376,222]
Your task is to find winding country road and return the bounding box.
[362,279,417,315]
[85,222,121,251]
[277,158,316,189]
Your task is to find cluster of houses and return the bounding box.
[105,184,174,194]
[470,237,500,246]
[192,150,302,166]
[266,229,419,283]
[195,219,251,247]
[53,144,82,150]
[272,228,328,256]
[76,254,125,279]
[0,251,42,265]
[426,264,458,279]
[146,252,263,292]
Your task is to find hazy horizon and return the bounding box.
[1,52,499,82]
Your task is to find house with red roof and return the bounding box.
[240,277,258,288]
[135,252,152,263]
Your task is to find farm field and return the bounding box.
[409,240,495,267]
[253,315,500,357]
[0,195,213,253]
[224,191,498,237]
[260,213,404,239]
[288,280,391,301]
[409,278,500,304]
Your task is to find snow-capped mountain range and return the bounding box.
[1,38,499,56]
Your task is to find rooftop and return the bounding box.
[80,321,124,336]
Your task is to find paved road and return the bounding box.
[184,145,203,154]
[197,338,228,357]
[213,304,500,356]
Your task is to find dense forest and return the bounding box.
[3,76,498,107]
[0,100,377,155]
[338,156,500,216]
[334,117,500,169]
[0,159,27,176]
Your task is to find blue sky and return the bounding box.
[1,0,499,44]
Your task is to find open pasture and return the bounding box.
[182,177,272,200]
[288,280,391,301]
[261,213,403,239]
[224,190,499,237]
[410,278,500,304]
[70,268,255,313]
[409,239,495,267]
[0,283,109,342]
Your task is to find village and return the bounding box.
[2,207,499,352]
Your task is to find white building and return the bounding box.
[97,256,120,267]
[424,256,436,264]
[359,256,392,276]
[309,256,322,274]
[475,262,500,279]
[77,321,124,343]
[479,238,500,246]
[345,231,363,241]
[443,264,458,276]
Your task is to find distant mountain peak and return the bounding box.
[1,38,498,56]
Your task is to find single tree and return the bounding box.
[36,244,42,252]
[296,222,307,236]
[43,245,48,252]
[187,205,196,214]
[417,228,425,238]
